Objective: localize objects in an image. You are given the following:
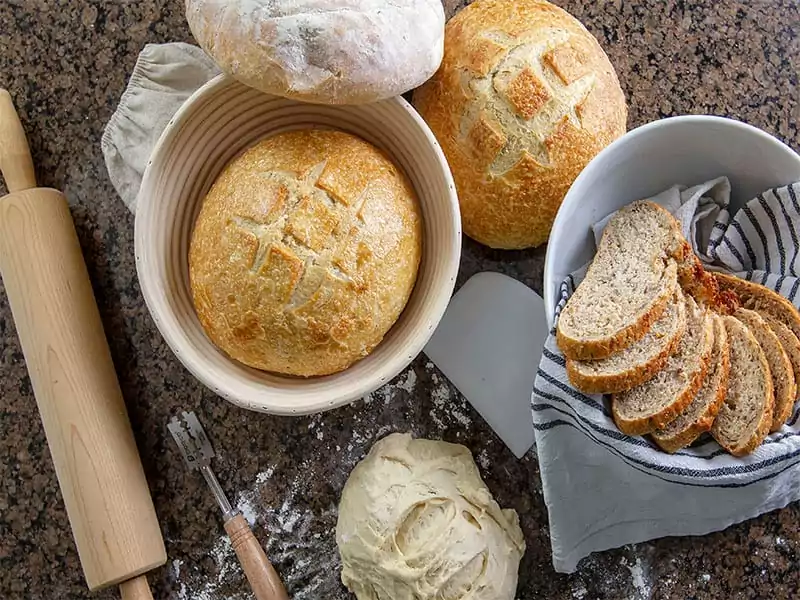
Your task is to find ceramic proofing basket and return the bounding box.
[135,75,461,415]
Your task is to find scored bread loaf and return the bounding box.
[760,312,800,393]
[735,309,796,431]
[413,0,627,248]
[566,289,686,394]
[715,272,800,339]
[711,316,774,456]
[557,201,687,360]
[651,315,730,453]
[612,296,714,436]
[189,129,422,377]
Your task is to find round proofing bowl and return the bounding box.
[544,115,800,324]
[135,75,461,415]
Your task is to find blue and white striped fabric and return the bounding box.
[533,178,800,573]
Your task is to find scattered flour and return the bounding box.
[425,362,473,430]
[571,581,588,599]
[477,448,491,471]
[626,555,653,599]
[173,466,344,600]
[395,369,417,393]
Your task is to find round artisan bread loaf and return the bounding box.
[189,129,423,377]
[185,0,445,105]
[413,0,627,249]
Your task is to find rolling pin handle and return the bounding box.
[0,89,37,192]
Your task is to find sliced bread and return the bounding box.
[711,316,774,456]
[679,251,739,314]
[715,272,800,340]
[566,289,687,394]
[557,201,687,361]
[652,315,730,453]
[612,296,714,436]
[735,308,796,431]
[760,312,800,395]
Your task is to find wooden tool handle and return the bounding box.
[224,514,289,600]
[119,575,154,600]
[0,89,36,192]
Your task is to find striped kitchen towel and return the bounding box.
[533,177,800,573]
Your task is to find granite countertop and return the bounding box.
[1,1,799,598]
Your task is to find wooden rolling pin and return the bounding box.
[0,89,166,598]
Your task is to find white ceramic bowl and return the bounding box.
[135,75,461,415]
[545,115,800,324]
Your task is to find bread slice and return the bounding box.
[711,316,774,456]
[652,315,730,453]
[760,312,800,394]
[715,272,800,340]
[566,289,687,394]
[557,201,687,360]
[679,250,738,314]
[612,296,714,435]
[735,308,796,431]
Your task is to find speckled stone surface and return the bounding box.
[1,1,800,598]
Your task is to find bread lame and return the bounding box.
[168,411,289,600]
[0,89,165,598]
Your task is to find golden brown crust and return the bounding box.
[612,313,715,436]
[565,298,686,394]
[412,0,627,249]
[652,316,730,453]
[189,129,422,377]
[715,272,800,338]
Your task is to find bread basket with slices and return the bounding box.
[557,200,800,456]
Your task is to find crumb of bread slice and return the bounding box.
[612,295,714,436]
[567,289,686,394]
[711,316,774,456]
[557,201,687,361]
[735,308,796,431]
[651,315,730,453]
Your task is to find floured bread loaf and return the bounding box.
[189,129,422,376]
[186,0,445,104]
[413,0,627,248]
[336,433,525,600]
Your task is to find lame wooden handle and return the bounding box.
[0,89,36,192]
[119,575,154,600]
[224,514,289,600]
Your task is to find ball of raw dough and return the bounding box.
[336,433,525,600]
[186,0,446,105]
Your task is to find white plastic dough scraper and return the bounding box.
[424,272,550,458]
